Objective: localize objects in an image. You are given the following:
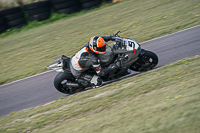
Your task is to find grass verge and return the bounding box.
[0,0,200,85]
[0,55,200,133]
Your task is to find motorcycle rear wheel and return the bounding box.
[130,51,158,72]
[54,72,83,94]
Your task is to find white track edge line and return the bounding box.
[0,70,53,87]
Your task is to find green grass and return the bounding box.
[0,0,200,85]
[0,56,199,133]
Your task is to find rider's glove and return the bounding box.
[110,34,115,37]
[110,34,115,41]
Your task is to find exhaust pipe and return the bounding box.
[66,82,80,87]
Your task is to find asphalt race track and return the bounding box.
[0,25,200,117]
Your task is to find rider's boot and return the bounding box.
[77,74,103,88]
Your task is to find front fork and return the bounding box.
[140,49,146,56]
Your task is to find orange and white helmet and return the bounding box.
[89,36,106,55]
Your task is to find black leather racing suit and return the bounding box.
[70,36,117,87]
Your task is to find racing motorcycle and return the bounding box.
[47,31,158,94]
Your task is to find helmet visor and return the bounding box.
[96,45,106,52]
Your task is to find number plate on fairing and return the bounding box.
[124,38,140,51]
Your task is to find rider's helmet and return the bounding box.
[89,36,106,55]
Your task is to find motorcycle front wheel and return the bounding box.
[130,50,158,72]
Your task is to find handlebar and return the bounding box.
[115,31,121,37]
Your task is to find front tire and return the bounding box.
[130,51,158,72]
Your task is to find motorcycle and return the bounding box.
[47,31,158,94]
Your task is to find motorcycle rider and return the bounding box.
[70,34,122,88]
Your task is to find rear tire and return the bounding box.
[23,1,50,10]
[4,12,24,21]
[0,25,7,33]
[26,7,50,16]
[52,1,78,10]
[80,1,98,10]
[7,18,26,28]
[54,72,84,94]
[54,72,73,94]
[56,6,79,14]
[130,51,158,72]
[0,7,21,16]
[50,0,74,4]
[29,12,51,21]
